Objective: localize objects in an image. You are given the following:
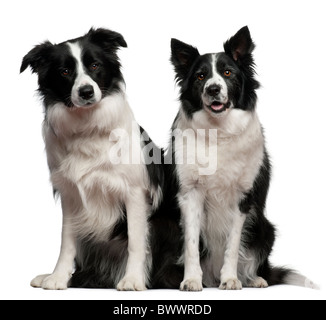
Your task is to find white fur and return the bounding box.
[179,188,205,291]
[201,54,229,106]
[31,42,152,290]
[219,212,246,290]
[175,106,265,290]
[68,42,102,107]
[285,272,320,290]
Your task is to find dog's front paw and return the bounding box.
[30,274,51,288]
[117,276,146,291]
[31,273,69,290]
[180,278,203,291]
[219,278,242,290]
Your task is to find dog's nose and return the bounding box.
[206,85,221,97]
[78,85,94,100]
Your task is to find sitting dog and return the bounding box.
[21,27,317,291]
[21,28,162,290]
[165,26,318,290]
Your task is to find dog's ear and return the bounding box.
[223,26,255,61]
[171,38,200,80]
[87,28,127,51]
[20,41,54,74]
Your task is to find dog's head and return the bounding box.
[20,28,127,110]
[171,26,259,120]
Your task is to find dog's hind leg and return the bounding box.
[248,276,268,288]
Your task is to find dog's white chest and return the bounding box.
[176,110,265,250]
[44,119,146,240]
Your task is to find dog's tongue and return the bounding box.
[211,103,224,111]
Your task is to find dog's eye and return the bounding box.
[197,74,205,81]
[90,63,99,71]
[224,70,231,77]
[61,68,70,77]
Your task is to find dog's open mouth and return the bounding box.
[208,101,229,114]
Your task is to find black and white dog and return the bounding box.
[166,26,318,290]
[21,28,162,290]
[21,26,317,291]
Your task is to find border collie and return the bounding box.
[20,28,162,290]
[165,26,318,290]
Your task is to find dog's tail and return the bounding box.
[282,270,319,289]
[261,263,319,289]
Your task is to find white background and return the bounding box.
[1,0,325,300]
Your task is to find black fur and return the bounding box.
[69,125,167,289]
[21,28,127,109]
[70,219,129,288]
[21,28,171,290]
[23,26,313,290]
[171,27,260,121]
[223,26,260,111]
[157,26,296,289]
[68,26,295,289]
